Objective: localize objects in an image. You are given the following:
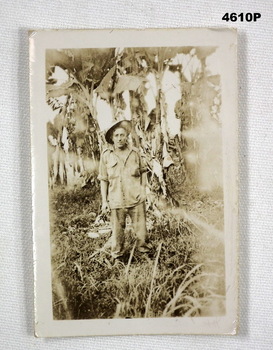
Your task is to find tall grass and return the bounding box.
[50,186,224,319]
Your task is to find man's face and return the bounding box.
[112,127,128,149]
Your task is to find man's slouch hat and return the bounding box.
[105,120,132,144]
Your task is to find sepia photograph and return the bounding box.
[30,28,238,336]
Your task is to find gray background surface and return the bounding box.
[0,0,272,348]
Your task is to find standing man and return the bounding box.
[98,120,150,258]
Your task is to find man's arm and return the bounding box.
[98,150,110,213]
[141,171,147,187]
[100,180,110,213]
[139,153,147,186]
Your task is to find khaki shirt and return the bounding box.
[98,147,146,209]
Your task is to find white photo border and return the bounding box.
[29,27,238,337]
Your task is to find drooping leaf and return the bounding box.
[80,49,116,83]
[47,48,116,85]
[46,50,77,78]
[46,80,75,98]
[94,66,116,100]
[78,63,94,83]
[113,75,145,94]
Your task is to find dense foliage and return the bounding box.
[46,46,222,195]
[47,46,225,319]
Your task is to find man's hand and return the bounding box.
[101,202,110,214]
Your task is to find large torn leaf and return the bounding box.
[46,80,74,98]
[95,66,116,100]
[113,75,145,94]
[46,48,116,84]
